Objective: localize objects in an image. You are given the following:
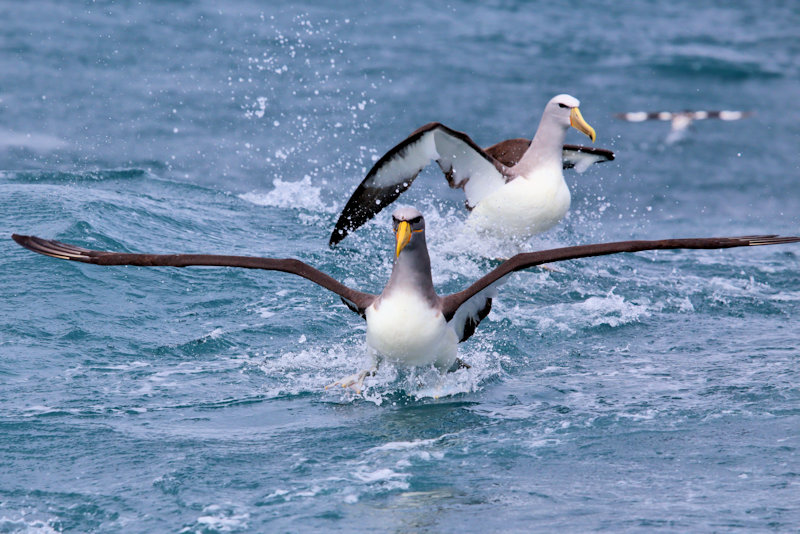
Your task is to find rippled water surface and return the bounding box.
[2,1,799,532]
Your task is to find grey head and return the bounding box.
[383,207,437,303]
[392,206,425,256]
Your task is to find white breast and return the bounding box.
[365,290,457,369]
[466,165,570,239]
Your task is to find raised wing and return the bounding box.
[441,235,800,321]
[12,234,377,317]
[330,123,508,246]
[484,138,615,172]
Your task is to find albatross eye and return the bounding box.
[558,103,569,109]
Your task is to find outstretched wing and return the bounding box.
[330,123,508,246]
[484,138,615,173]
[12,234,377,317]
[440,235,800,321]
[615,110,753,123]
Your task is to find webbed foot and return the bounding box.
[539,264,561,273]
[447,358,471,372]
[326,368,376,394]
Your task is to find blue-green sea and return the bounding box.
[2,1,799,532]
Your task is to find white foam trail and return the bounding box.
[190,504,250,533]
[0,515,60,534]
[370,437,442,452]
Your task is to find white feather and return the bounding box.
[367,132,438,189]
[365,290,457,369]
[449,276,508,341]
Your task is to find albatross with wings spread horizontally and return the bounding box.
[13,207,800,393]
[330,94,615,247]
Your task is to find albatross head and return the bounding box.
[392,206,426,258]
[546,94,596,142]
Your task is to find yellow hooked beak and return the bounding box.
[395,221,412,257]
[570,107,596,142]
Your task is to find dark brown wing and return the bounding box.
[483,138,531,167]
[441,235,800,321]
[12,234,377,316]
[484,139,615,171]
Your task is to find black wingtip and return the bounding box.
[329,216,359,248]
[328,230,343,248]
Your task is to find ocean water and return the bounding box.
[2,1,799,532]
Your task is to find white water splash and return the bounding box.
[256,337,503,403]
[239,175,332,213]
